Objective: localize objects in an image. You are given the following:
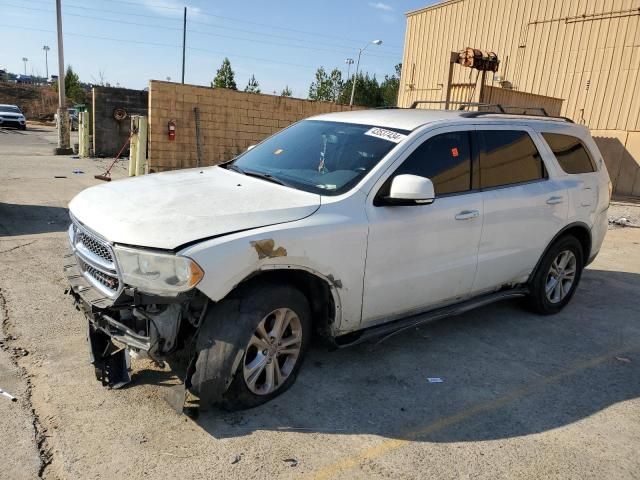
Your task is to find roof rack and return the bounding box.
[460,110,574,123]
[409,100,574,123]
[409,100,506,112]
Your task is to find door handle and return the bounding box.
[455,210,480,220]
[546,196,564,205]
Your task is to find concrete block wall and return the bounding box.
[92,86,148,157]
[148,81,362,172]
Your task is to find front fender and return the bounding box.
[179,201,369,334]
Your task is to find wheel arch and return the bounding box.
[229,266,342,338]
[528,222,592,283]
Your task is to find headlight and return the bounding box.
[114,246,204,296]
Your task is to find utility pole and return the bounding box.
[43,45,50,80]
[55,0,72,154]
[345,58,354,87]
[349,40,382,107]
[21,57,28,76]
[181,6,186,84]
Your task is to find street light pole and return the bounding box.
[345,58,354,88]
[349,40,382,107]
[43,45,50,80]
[55,0,72,154]
[21,58,28,76]
[181,7,186,84]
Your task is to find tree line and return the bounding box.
[211,57,401,107]
[211,57,292,97]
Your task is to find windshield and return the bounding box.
[2,106,21,114]
[230,120,410,195]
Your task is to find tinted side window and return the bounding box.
[542,133,596,174]
[393,131,472,195]
[479,130,545,189]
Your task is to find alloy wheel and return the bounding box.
[545,250,577,304]
[242,307,303,395]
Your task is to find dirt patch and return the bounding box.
[0,83,59,120]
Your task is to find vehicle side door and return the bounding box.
[471,126,568,294]
[540,131,600,225]
[362,127,483,326]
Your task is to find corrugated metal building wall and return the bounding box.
[399,0,640,196]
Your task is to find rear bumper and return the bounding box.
[587,207,609,265]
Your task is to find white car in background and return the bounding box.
[0,104,27,130]
[64,108,611,411]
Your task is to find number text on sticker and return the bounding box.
[365,127,407,144]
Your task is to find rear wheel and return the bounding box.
[528,236,584,315]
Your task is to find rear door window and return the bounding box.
[542,133,596,174]
[392,131,472,196]
[478,130,546,189]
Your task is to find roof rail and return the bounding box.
[408,99,574,123]
[460,111,575,123]
[409,100,506,112]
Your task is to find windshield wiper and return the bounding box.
[225,163,245,174]
[243,170,290,187]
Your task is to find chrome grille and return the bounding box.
[77,230,113,263]
[79,259,120,292]
[69,220,122,298]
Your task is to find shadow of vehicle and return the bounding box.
[0,203,69,236]
[0,127,26,134]
[125,269,640,444]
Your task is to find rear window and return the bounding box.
[478,130,546,189]
[542,133,596,174]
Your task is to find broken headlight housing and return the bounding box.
[114,246,204,296]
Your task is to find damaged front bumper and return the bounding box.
[64,250,206,390]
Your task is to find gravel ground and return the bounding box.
[1,125,639,479]
[608,198,640,227]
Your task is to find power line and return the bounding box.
[0,23,318,71]
[26,0,403,54]
[23,0,405,50]
[1,1,402,60]
[26,0,183,22]
[187,20,402,57]
[191,11,404,50]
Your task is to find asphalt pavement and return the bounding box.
[1,125,639,479]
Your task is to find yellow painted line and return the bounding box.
[312,348,633,480]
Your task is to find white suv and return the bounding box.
[65,109,611,410]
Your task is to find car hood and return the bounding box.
[69,166,321,250]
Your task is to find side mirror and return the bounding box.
[386,174,435,205]
[247,145,256,151]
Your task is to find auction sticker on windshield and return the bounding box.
[365,127,407,144]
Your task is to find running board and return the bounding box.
[335,288,530,348]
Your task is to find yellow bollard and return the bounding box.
[135,116,148,176]
[78,111,90,157]
[129,117,138,177]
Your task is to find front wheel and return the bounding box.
[528,236,584,315]
[190,283,311,410]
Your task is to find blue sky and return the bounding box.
[0,0,434,98]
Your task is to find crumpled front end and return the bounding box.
[64,218,208,391]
